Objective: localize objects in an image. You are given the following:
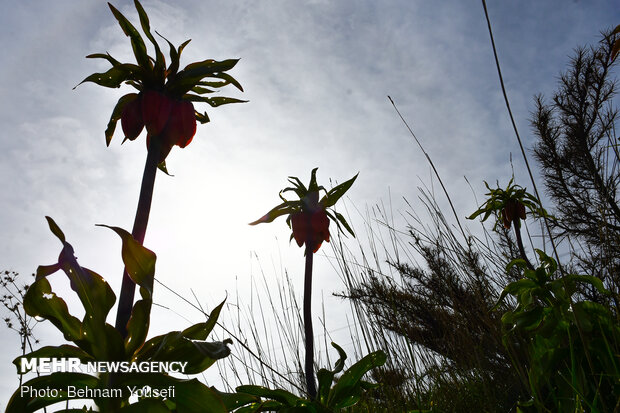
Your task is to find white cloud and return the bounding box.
[0,0,617,407]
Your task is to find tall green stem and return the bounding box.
[114,136,162,337]
[303,245,317,400]
[513,220,534,270]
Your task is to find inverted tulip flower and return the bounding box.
[468,178,553,270]
[250,168,356,252]
[250,168,357,399]
[77,0,245,169]
[76,0,245,339]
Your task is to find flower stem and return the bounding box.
[114,136,162,337]
[303,245,317,400]
[514,220,534,270]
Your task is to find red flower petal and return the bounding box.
[502,209,511,229]
[142,90,172,136]
[291,212,307,248]
[517,202,526,220]
[163,100,197,148]
[121,94,144,140]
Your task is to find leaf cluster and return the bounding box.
[249,168,357,241]
[232,343,386,412]
[6,218,234,412]
[467,178,552,231]
[496,251,619,412]
[75,0,246,147]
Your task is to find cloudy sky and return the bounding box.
[0,0,617,407]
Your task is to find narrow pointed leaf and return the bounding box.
[236,385,299,407]
[185,94,248,107]
[97,225,156,295]
[320,172,358,208]
[329,350,386,408]
[334,211,355,237]
[125,299,152,356]
[86,52,122,67]
[249,202,295,225]
[75,63,142,90]
[108,2,150,69]
[134,0,166,77]
[195,110,210,124]
[45,216,66,243]
[208,72,244,92]
[182,299,226,340]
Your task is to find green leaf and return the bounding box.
[330,342,348,374]
[58,245,116,321]
[38,220,122,359]
[333,211,355,238]
[317,343,348,405]
[75,64,142,89]
[134,0,166,78]
[117,375,228,413]
[195,110,211,124]
[504,278,538,297]
[214,389,260,411]
[86,52,122,67]
[45,216,66,243]
[135,330,232,375]
[97,225,156,297]
[14,345,95,374]
[171,379,228,413]
[119,398,171,413]
[249,201,297,225]
[317,368,335,406]
[320,172,358,208]
[196,73,244,92]
[36,263,61,279]
[124,299,152,356]
[107,2,151,70]
[564,274,609,295]
[168,59,240,95]
[164,36,191,79]
[186,94,248,107]
[117,373,227,413]
[5,372,99,413]
[236,385,299,407]
[514,306,545,331]
[105,93,140,147]
[328,350,386,408]
[182,299,226,340]
[191,85,217,94]
[23,277,82,342]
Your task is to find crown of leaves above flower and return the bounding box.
[250,168,357,245]
[76,0,245,148]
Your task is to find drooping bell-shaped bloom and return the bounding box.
[120,94,144,141]
[78,0,245,164]
[290,209,331,253]
[141,90,173,136]
[250,168,357,254]
[162,100,197,149]
[502,199,526,229]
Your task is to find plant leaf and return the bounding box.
[96,225,156,296]
[320,172,358,208]
[75,63,142,89]
[107,2,151,70]
[249,202,297,225]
